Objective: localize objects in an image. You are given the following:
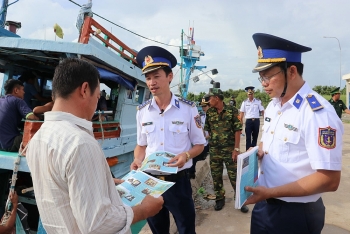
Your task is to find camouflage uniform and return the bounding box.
[204,103,242,200]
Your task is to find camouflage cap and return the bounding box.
[208,88,223,96]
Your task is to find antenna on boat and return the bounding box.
[178,25,207,99]
[0,0,19,28]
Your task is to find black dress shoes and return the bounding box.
[240,205,249,213]
[214,198,225,211]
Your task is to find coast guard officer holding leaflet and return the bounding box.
[131,46,205,234]
[244,33,343,234]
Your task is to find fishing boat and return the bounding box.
[0,1,150,232]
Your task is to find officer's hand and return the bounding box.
[257,149,264,159]
[130,159,142,170]
[232,151,239,162]
[140,195,164,218]
[113,178,124,184]
[244,186,269,205]
[167,153,187,168]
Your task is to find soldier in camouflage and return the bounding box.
[204,88,249,213]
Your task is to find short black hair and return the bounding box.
[161,66,173,77]
[52,58,100,99]
[214,94,224,100]
[277,62,304,76]
[4,79,23,95]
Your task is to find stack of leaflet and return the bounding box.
[235,146,259,209]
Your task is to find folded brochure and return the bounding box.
[140,151,178,174]
[116,170,174,207]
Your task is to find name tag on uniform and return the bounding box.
[142,122,153,126]
[172,121,184,125]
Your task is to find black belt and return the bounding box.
[246,118,259,121]
[265,198,287,204]
[266,198,319,205]
[146,169,188,182]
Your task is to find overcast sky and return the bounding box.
[4,0,350,94]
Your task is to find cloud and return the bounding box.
[3,0,350,95]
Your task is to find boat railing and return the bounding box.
[78,16,138,66]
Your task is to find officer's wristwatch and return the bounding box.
[234,148,240,152]
[185,152,191,162]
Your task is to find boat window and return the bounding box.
[145,89,152,101]
[126,90,133,99]
[136,86,145,104]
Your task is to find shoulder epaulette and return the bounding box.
[306,94,324,112]
[178,97,195,107]
[137,99,151,110]
[293,93,303,109]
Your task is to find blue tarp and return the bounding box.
[0,28,20,37]
[96,67,136,91]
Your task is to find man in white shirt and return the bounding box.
[244,33,343,234]
[239,86,264,150]
[27,58,163,234]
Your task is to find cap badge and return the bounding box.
[257,46,263,59]
[145,55,154,65]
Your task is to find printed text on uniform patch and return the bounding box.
[318,126,336,149]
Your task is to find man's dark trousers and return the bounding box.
[251,198,325,234]
[147,175,195,234]
[245,118,260,150]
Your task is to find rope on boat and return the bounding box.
[98,110,105,147]
[69,0,179,48]
[1,142,28,226]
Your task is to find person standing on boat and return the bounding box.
[19,71,52,108]
[244,33,343,234]
[132,46,205,234]
[239,86,264,150]
[0,79,38,152]
[26,58,163,234]
[204,88,249,213]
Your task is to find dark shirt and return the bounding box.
[204,104,242,147]
[97,96,107,111]
[329,98,346,118]
[0,95,32,150]
[24,82,38,108]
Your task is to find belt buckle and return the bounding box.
[252,118,255,121]
[157,176,165,181]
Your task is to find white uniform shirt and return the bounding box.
[259,82,343,202]
[137,94,206,172]
[27,112,133,234]
[200,113,209,146]
[240,98,264,119]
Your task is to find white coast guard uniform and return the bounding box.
[240,98,264,118]
[259,82,343,203]
[200,112,209,146]
[136,94,206,173]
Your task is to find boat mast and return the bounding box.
[0,0,8,28]
[179,27,206,99]
[0,0,19,28]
